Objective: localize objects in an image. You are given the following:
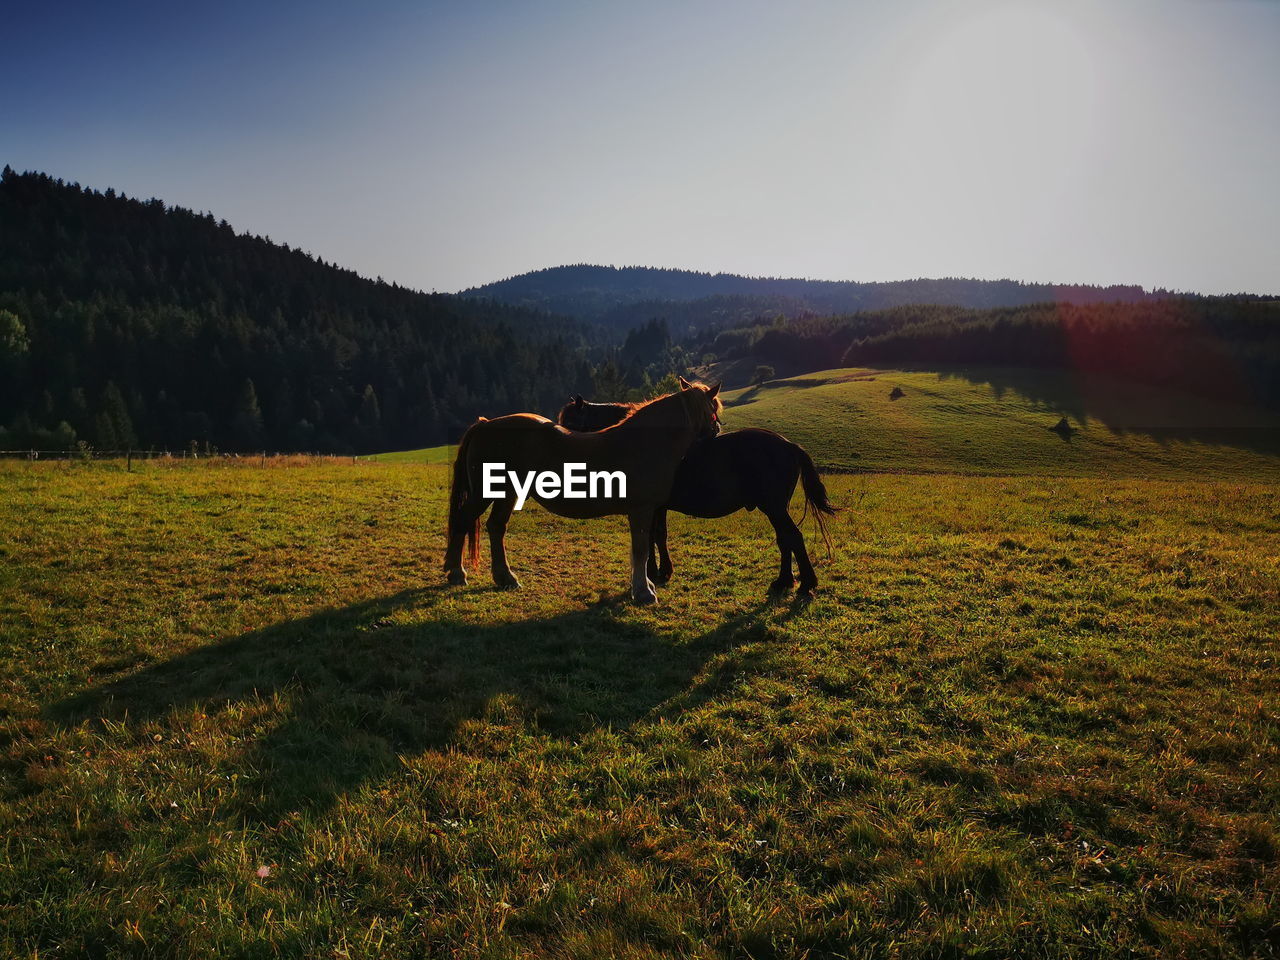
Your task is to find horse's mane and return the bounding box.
[605,382,723,431]
[557,382,722,433]
[605,397,657,429]
[601,399,643,416]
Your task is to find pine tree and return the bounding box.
[53,421,77,450]
[231,378,265,450]
[93,411,119,451]
[0,309,28,359]
[101,381,136,449]
[357,384,381,429]
[356,384,383,451]
[269,378,295,444]
[591,358,629,401]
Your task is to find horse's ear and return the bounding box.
[708,381,721,398]
[678,375,693,390]
[571,395,584,407]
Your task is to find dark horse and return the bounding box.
[558,395,837,596]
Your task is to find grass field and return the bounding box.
[722,367,1280,479]
[369,445,455,465]
[375,366,1280,481]
[2,457,1277,958]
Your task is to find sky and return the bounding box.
[5,0,1278,295]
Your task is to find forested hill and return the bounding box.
[460,264,1189,329]
[0,168,593,453]
[701,300,1280,409]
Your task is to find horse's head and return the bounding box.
[678,376,723,439]
[556,395,586,430]
[557,395,632,432]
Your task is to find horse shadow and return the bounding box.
[48,589,783,823]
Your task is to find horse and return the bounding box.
[558,395,836,596]
[444,379,722,604]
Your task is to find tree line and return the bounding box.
[460,263,1241,330]
[0,168,595,453]
[698,301,1280,408]
[5,167,1277,454]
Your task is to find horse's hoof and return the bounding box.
[654,570,672,586]
[494,573,522,589]
[632,588,658,605]
[796,582,818,599]
[768,577,795,594]
[447,569,468,586]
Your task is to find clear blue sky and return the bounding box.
[6,0,1278,294]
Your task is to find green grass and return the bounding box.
[2,458,1278,958]
[722,366,1280,478]
[372,366,1280,480]
[369,445,454,464]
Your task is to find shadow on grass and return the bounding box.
[934,366,1280,456]
[48,588,783,822]
[725,384,763,407]
[724,372,878,409]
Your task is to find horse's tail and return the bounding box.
[446,419,485,571]
[795,443,837,560]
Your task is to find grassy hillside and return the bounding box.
[374,366,1280,480]
[2,460,1277,957]
[722,366,1280,479]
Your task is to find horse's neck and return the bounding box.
[624,393,693,433]
[593,402,630,427]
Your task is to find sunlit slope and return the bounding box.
[369,445,453,464]
[372,367,1280,478]
[721,367,1280,478]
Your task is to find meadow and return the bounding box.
[721,367,1280,479]
[378,366,1280,482]
[1,450,1277,958]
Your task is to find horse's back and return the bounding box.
[472,412,554,430]
[667,428,802,515]
[728,429,804,506]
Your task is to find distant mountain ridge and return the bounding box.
[460,264,1205,330]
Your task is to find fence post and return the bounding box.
[127,449,133,472]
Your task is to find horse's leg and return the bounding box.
[647,520,661,582]
[649,507,673,585]
[764,505,796,593]
[781,509,819,596]
[487,497,520,588]
[628,509,658,604]
[444,498,490,586]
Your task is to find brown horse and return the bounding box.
[558,396,836,595]
[445,379,722,603]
